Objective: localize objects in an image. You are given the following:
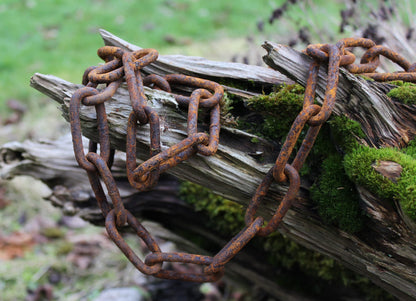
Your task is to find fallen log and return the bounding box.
[0,135,348,301]
[7,31,416,299]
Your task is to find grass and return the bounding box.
[2,0,416,116]
[0,0,285,115]
[0,0,369,116]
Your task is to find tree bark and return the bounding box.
[6,31,416,300]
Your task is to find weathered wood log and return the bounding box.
[98,29,292,99]
[262,41,416,148]
[13,31,416,299]
[0,136,334,301]
[2,134,405,300]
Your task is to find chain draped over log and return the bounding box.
[69,37,416,282]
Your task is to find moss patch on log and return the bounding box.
[387,81,416,105]
[242,84,304,141]
[240,85,367,233]
[327,115,366,153]
[344,142,416,221]
[309,116,366,233]
[310,154,365,233]
[241,81,416,228]
[219,92,240,127]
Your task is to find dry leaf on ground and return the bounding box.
[0,231,35,260]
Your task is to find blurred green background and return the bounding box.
[1,0,415,300]
[2,0,414,118]
[1,0,269,111]
[0,0,355,116]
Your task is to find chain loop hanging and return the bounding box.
[69,37,416,282]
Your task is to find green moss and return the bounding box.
[387,80,406,86]
[56,241,74,256]
[180,181,347,280]
[310,154,365,233]
[387,81,416,105]
[312,113,416,226]
[179,181,391,299]
[261,231,349,282]
[327,115,365,153]
[41,227,66,239]
[358,75,375,81]
[244,83,304,140]
[220,92,236,114]
[243,89,367,233]
[215,78,258,92]
[305,115,366,233]
[344,144,416,221]
[248,84,305,113]
[403,138,416,157]
[306,123,335,168]
[179,181,245,235]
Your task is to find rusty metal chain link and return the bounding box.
[69,37,416,282]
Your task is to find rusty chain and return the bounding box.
[69,37,416,282]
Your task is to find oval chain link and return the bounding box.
[69,38,416,282]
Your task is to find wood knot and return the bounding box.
[371,160,403,183]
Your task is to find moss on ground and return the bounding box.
[387,81,416,105]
